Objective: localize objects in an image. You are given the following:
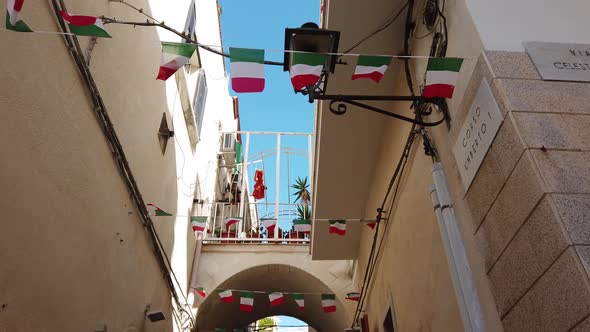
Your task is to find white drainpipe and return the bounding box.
[431,162,485,332]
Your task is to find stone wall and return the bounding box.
[460,51,590,331]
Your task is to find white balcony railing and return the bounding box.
[203,201,311,244]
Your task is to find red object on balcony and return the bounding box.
[220,231,236,243]
[252,169,266,200]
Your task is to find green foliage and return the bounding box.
[257,317,274,330]
[291,177,310,204]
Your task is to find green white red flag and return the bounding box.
[292,293,304,311]
[146,203,172,217]
[230,48,265,93]
[224,216,242,229]
[191,216,208,232]
[156,42,196,81]
[195,287,206,298]
[261,218,277,233]
[217,289,234,303]
[60,11,111,38]
[329,220,346,236]
[345,292,361,302]
[268,292,284,306]
[240,292,255,312]
[423,58,464,98]
[352,55,392,83]
[5,0,31,32]
[289,53,326,91]
[293,219,311,234]
[321,294,336,313]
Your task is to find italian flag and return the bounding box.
[146,203,172,217]
[268,292,285,306]
[195,287,206,298]
[293,219,311,234]
[229,48,265,93]
[60,11,111,38]
[292,293,304,311]
[261,218,277,233]
[240,292,255,312]
[5,0,31,32]
[423,58,464,99]
[352,55,392,83]
[289,53,326,91]
[329,220,346,236]
[366,221,377,229]
[156,42,196,81]
[191,216,208,232]
[216,289,234,303]
[321,294,337,313]
[224,216,242,229]
[345,292,361,302]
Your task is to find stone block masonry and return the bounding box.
[461,51,590,331]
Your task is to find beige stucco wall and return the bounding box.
[319,0,505,330]
[0,1,230,331]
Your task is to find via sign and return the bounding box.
[524,41,590,82]
[453,79,504,191]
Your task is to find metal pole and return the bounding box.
[308,134,313,201]
[240,133,250,224]
[274,134,281,240]
[432,163,485,332]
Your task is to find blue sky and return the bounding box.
[219,0,319,232]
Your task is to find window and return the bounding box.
[193,69,208,140]
[383,300,397,332]
[183,0,197,43]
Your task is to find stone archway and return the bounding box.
[195,264,350,331]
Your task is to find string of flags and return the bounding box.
[148,203,378,235]
[193,288,360,313]
[5,0,465,98]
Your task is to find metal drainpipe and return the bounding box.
[431,162,485,332]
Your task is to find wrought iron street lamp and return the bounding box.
[284,23,447,127]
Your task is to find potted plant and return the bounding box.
[291,176,311,243]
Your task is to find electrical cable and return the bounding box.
[341,1,409,55]
[351,123,418,326]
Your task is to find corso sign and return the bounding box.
[453,79,504,191]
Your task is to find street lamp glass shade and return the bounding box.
[283,23,340,74]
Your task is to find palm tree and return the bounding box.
[292,176,311,219]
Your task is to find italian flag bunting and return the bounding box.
[345,292,361,302]
[329,220,346,236]
[261,218,277,233]
[195,287,206,298]
[146,203,172,217]
[191,216,208,232]
[293,219,311,234]
[60,11,111,38]
[321,294,337,313]
[352,55,392,83]
[229,48,265,93]
[366,221,377,229]
[156,42,196,81]
[224,216,242,229]
[292,293,304,311]
[239,292,255,312]
[423,58,464,99]
[268,292,285,306]
[289,53,326,91]
[5,0,31,32]
[216,289,234,303]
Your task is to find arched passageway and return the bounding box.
[196,264,350,331]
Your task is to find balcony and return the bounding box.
[202,202,311,245]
